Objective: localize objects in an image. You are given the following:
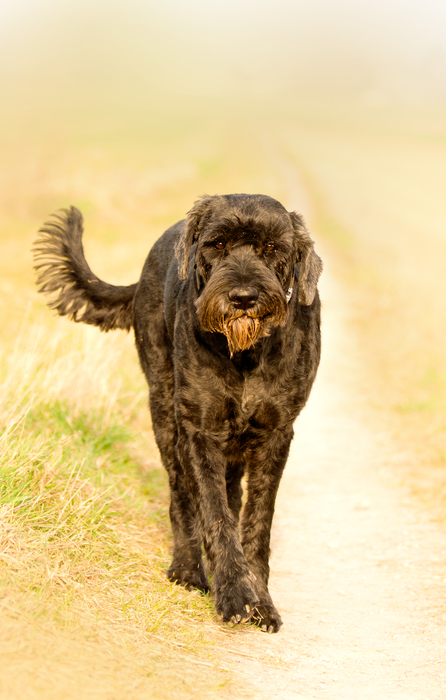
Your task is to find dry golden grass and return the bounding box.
[0,111,278,698]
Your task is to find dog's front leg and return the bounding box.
[241,426,294,632]
[177,425,259,624]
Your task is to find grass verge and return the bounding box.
[0,107,293,697]
[0,321,240,699]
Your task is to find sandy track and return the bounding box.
[219,243,446,698]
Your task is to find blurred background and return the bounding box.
[1,0,446,468]
[2,0,446,115]
[1,0,446,490]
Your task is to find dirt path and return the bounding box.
[220,264,446,698]
[218,172,446,697]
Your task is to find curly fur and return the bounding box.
[34,193,323,634]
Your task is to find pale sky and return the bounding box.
[0,0,445,104]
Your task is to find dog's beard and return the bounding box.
[224,314,262,356]
[198,302,283,356]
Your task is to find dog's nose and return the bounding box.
[228,286,259,310]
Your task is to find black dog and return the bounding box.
[34,194,322,633]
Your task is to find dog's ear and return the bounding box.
[290,212,323,305]
[175,196,216,280]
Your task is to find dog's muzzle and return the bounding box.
[228,286,259,310]
[195,265,292,356]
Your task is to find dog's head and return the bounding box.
[175,194,322,355]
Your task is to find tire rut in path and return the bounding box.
[221,265,446,699]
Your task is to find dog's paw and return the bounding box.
[251,600,283,633]
[214,572,259,625]
[167,564,210,594]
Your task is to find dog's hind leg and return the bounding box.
[148,372,210,594]
[166,468,210,593]
[147,380,210,592]
[134,303,209,593]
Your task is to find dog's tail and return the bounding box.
[33,207,137,331]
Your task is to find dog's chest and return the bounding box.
[240,375,261,415]
[232,371,283,432]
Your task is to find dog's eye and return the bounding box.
[264,241,275,252]
[214,241,225,250]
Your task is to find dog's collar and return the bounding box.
[286,267,297,303]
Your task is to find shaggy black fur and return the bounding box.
[34,194,323,633]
